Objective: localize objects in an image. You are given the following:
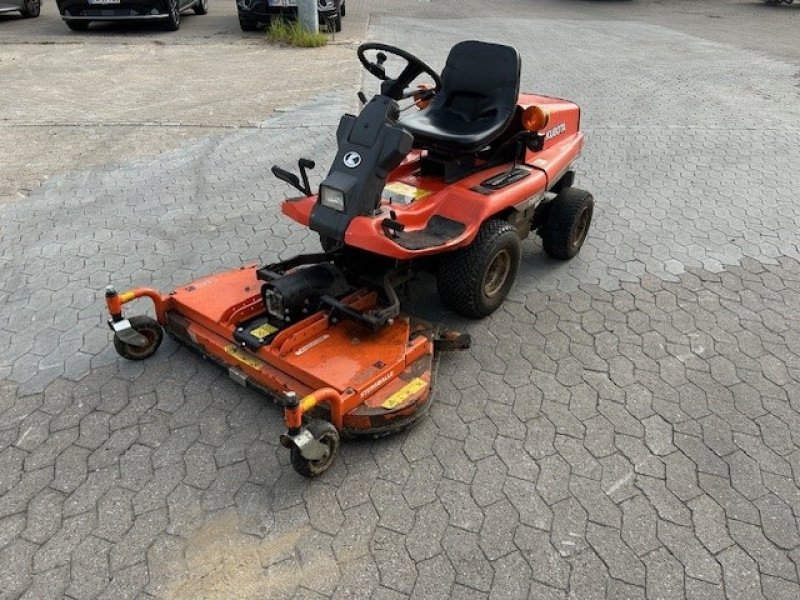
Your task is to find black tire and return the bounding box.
[540,187,594,260]
[193,0,207,15]
[319,234,341,253]
[20,0,40,18]
[113,315,164,361]
[66,20,90,31]
[331,10,342,32]
[340,1,345,17]
[290,419,340,477]
[437,219,521,318]
[239,15,259,31]
[163,0,181,31]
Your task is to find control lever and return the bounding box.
[271,158,315,197]
[298,158,315,196]
[381,210,405,238]
[358,91,368,105]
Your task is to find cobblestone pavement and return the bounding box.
[2,1,800,599]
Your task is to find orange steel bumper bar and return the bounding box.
[105,286,170,323]
[284,387,348,431]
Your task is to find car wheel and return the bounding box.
[163,0,181,31]
[66,20,90,31]
[437,219,521,318]
[540,187,594,260]
[238,13,260,31]
[193,0,207,15]
[20,0,40,17]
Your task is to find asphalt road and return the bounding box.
[1,1,800,599]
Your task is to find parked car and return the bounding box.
[237,0,345,33]
[0,0,40,18]
[55,0,208,32]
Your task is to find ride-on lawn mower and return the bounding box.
[105,40,593,476]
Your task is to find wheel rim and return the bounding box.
[171,0,179,21]
[570,206,592,252]
[484,249,511,298]
[308,433,336,470]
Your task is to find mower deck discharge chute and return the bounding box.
[105,40,593,476]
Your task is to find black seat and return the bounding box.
[400,41,521,154]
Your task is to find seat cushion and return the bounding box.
[400,41,521,154]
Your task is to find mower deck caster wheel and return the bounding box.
[290,419,340,477]
[113,315,164,361]
[541,187,594,260]
[437,219,521,318]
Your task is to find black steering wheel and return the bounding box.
[357,42,443,102]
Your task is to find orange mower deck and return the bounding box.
[106,265,438,438]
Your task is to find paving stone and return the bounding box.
[754,493,800,550]
[371,527,417,595]
[644,547,684,600]
[32,511,95,573]
[728,519,797,581]
[443,527,494,592]
[515,524,570,590]
[488,550,530,600]
[717,545,766,600]
[687,495,734,554]
[586,522,645,587]
[657,520,721,584]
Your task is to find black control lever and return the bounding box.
[357,91,368,105]
[298,158,315,196]
[272,158,315,197]
[381,210,405,238]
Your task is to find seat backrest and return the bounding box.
[433,41,521,124]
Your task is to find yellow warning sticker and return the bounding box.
[225,345,264,370]
[383,182,431,204]
[250,323,278,341]
[382,378,428,410]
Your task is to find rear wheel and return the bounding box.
[540,187,594,260]
[66,20,89,31]
[290,419,340,477]
[20,0,40,17]
[340,1,346,17]
[163,0,181,31]
[437,219,521,318]
[193,0,207,15]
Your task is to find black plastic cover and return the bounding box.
[311,96,413,242]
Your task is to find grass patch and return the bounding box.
[267,19,328,48]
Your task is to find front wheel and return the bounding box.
[437,220,521,318]
[540,187,594,260]
[238,15,260,31]
[193,0,208,15]
[163,0,181,31]
[20,0,40,17]
[290,419,340,477]
[113,315,164,361]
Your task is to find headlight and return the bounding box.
[320,185,345,212]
